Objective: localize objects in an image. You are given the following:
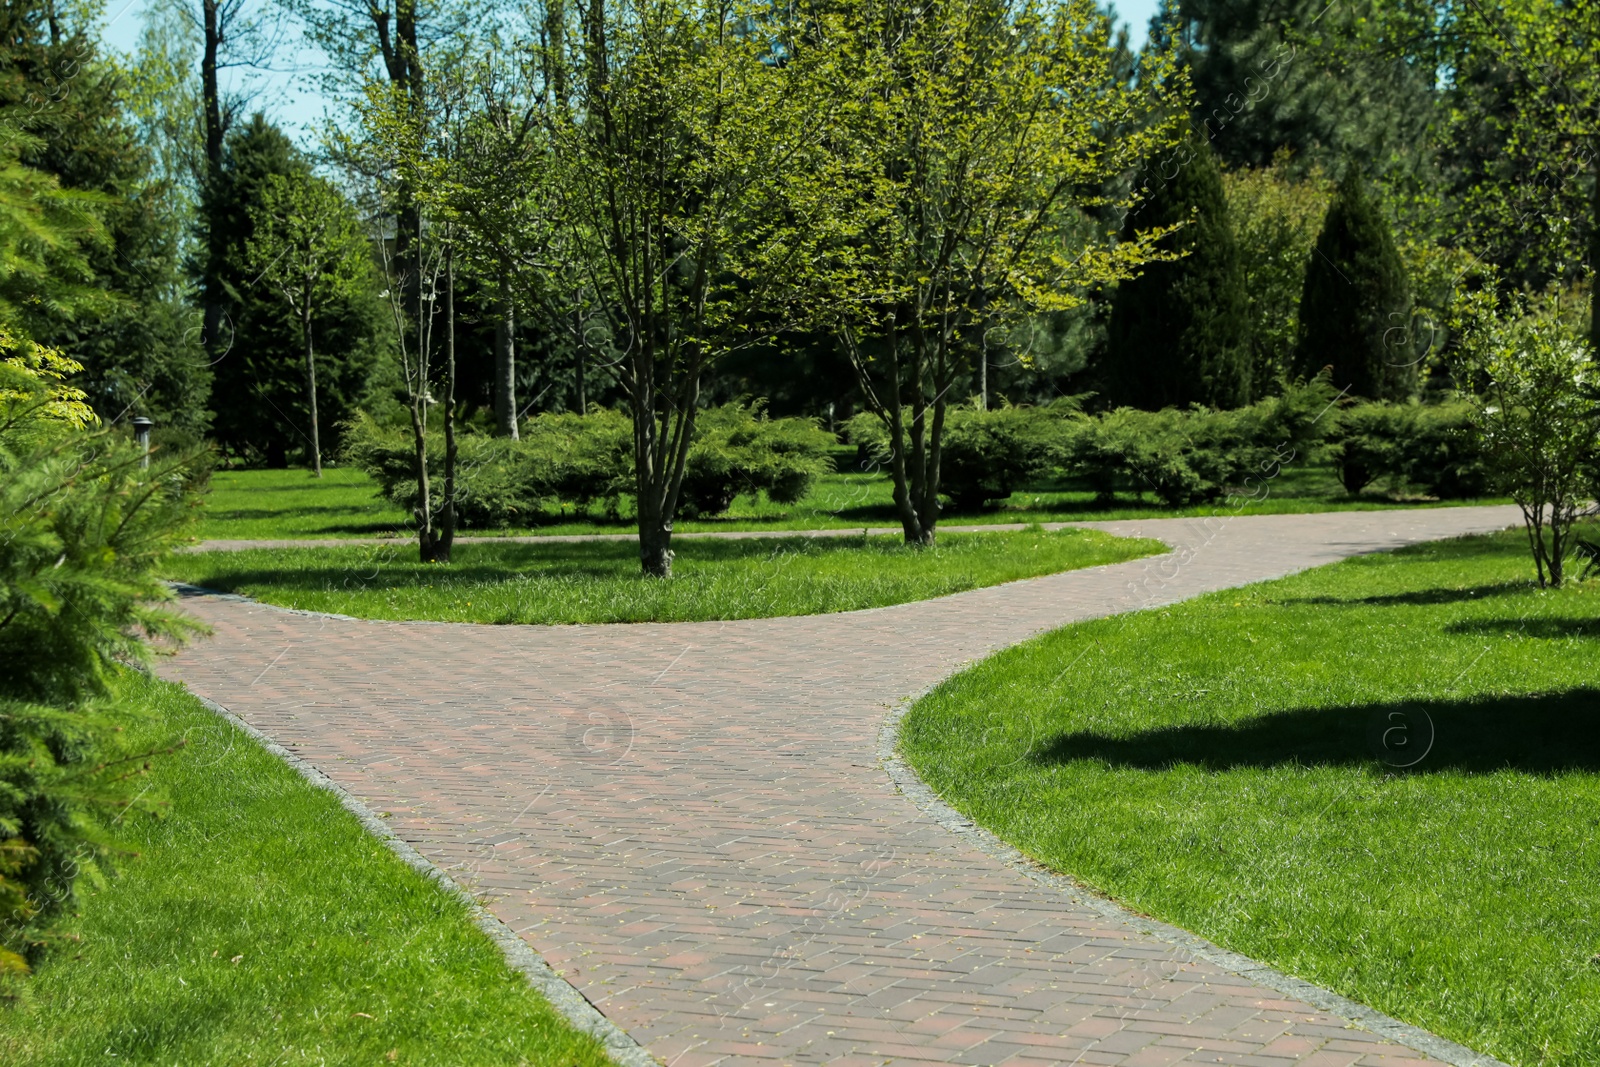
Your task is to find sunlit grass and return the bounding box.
[903,526,1600,1066]
[1,673,610,1066]
[166,527,1165,624]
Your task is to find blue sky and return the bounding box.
[97,0,1166,146]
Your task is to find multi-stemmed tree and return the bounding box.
[544,0,828,576]
[793,0,1192,546]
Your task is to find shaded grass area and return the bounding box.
[901,527,1600,1067]
[164,527,1164,625]
[200,467,413,538]
[0,673,609,1066]
[196,462,1501,541]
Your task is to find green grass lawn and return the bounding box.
[199,467,413,539]
[902,527,1600,1067]
[196,461,1500,542]
[165,527,1164,625]
[0,673,609,1066]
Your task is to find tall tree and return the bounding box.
[1440,0,1600,347]
[800,0,1191,546]
[356,65,476,562]
[163,0,277,368]
[546,0,825,576]
[244,170,375,476]
[1104,131,1251,409]
[207,116,381,464]
[1296,168,1414,399]
[1168,0,1442,186]
[1223,155,1332,391]
[0,1,210,435]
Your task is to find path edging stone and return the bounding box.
[191,694,659,1067]
[876,699,1511,1067]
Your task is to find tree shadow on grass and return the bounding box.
[1446,617,1600,640]
[1277,582,1529,609]
[1034,689,1600,774]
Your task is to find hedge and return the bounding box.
[345,401,834,527]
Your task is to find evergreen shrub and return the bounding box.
[1,333,203,979]
[346,401,833,526]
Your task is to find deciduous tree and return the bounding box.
[245,170,374,476]
[798,0,1191,545]
[546,0,824,576]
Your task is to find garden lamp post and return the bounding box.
[132,416,153,469]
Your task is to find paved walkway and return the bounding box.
[160,506,1521,1067]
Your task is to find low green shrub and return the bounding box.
[1,333,203,981]
[1405,401,1491,499]
[679,402,835,518]
[344,409,633,528]
[1075,379,1339,506]
[846,403,1070,510]
[1327,399,1489,498]
[345,402,832,527]
[1328,401,1408,494]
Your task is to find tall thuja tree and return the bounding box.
[1441,0,1599,348]
[0,2,210,435]
[801,0,1191,545]
[244,171,375,477]
[548,0,825,577]
[1104,131,1250,409]
[207,117,382,464]
[1296,168,1415,400]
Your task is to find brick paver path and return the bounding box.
[161,506,1522,1066]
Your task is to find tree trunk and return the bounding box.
[637,501,674,578]
[200,0,226,363]
[301,309,322,477]
[411,399,437,562]
[494,275,519,438]
[434,243,459,564]
[1591,147,1599,357]
[630,354,700,578]
[574,301,587,412]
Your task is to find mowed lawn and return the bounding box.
[0,673,610,1067]
[902,527,1600,1066]
[195,463,1499,542]
[165,527,1164,624]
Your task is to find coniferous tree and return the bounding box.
[1296,168,1415,400]
[1103,132,1251,410]
[204,116,383,465]
[1167,0,1440,183]
[0,2,211,435]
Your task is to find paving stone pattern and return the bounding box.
[160,506,1522,1066]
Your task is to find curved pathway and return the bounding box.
[160,506,1521,1067]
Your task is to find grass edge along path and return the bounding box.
[1,672,621,1067]
[164,526,1165,626]
[878,710,1505,1067]
[901,528,1600,1067]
